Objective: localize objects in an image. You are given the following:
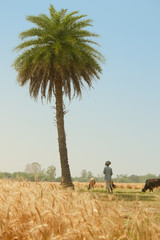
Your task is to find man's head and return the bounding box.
[105,161,111,166]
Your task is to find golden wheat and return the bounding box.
[0,180,159,240]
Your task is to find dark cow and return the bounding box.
[88,177,96,190]
[142,178,160,192]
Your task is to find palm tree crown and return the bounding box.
[13,5,104,101]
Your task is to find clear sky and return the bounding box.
[0,0,160,178]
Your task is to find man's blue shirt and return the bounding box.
[103,166,113,181]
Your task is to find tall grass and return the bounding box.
[0,180,159,239]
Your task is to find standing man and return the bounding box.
[103,161,113,193]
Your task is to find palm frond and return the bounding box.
[19,28,44,40]
[26,15,53,31]
[49,4,57,19]
[14,39,44,52]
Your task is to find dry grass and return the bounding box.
[0,180,160,240]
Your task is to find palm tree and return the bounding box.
[13,5,104,188]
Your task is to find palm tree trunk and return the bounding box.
[55,78,74,188]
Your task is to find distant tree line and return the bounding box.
[0,163,159,183]
[73,170,160,183]
[0,162,57,182]
[113,173,160,183]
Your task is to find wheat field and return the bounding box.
[0,180,160,240]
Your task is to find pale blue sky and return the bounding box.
[0,0,160,177]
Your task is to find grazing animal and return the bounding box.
[88,177,96,190]
[111,180,116,189]
[142,178,160,192]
